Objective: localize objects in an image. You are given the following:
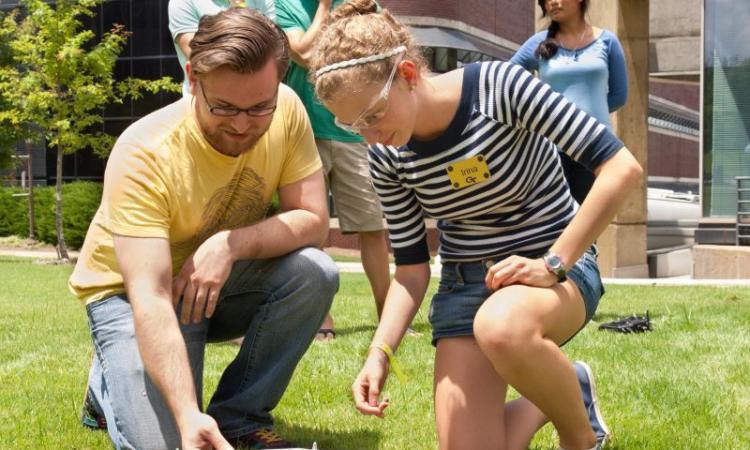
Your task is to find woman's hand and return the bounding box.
[352,348,391,418]
[485,255,558,290]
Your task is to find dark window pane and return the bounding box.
[162,56,183,81]
[81,5,102,51]
[104,59,132,117]
[160,0,176,56]
[161,56,183,105]
[75,147,107,179]
[103,119,133,138]
[132,1,160,57]
[62,150,77,180]
[103,0,131,56]
[132,58,162,116]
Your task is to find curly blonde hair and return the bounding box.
[308,0,425,103]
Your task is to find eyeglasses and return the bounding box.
[334,54,404,133]
[199,81,277,117]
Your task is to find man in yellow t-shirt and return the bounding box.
[69,9,338,450]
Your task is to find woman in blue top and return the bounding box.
[310,1,642,449]
[512,0,628,204]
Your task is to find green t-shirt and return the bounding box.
[274,0,363,142]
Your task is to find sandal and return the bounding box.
[315,328,336,341]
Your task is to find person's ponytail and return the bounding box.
[535,20,560,59]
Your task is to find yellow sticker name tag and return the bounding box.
[446,154,490,189]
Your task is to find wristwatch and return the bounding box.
[542,252,567,282]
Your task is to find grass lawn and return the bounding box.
[1,255,749,449]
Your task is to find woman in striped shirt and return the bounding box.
[310,1,642,449]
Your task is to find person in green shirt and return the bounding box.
[275,0,391,340]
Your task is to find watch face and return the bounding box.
[544,253,567,282]
[547,254,561,267]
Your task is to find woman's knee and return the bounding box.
[473,296,538,358]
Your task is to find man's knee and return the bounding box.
[291,247,339,299]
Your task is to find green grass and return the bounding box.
[1,255,749,449]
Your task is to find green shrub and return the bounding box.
[59,181,102,249]
[0,186,28,237]
[0,181,102,249]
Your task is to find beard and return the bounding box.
[198,119,272,157]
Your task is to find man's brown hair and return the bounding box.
[189,8,290,79]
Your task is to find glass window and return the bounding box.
[132,58,163,116]
[103,59,133,118]
[132,1,161,57]
[703,0,750,217]
[103,0,132,57]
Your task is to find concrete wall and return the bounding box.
[693,245,750,278]
[649,0,701,75]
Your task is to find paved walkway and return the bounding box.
[3,248,749,286]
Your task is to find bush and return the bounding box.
[0,181,102,249]
[0,186,29,237]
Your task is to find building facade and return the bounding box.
[0,0,182,186]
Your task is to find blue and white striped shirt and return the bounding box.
[368,61,623,265]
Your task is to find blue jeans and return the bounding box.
[429,247,603,346]
[85,247,338,450]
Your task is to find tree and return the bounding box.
[0,10,22,171]
[0,10,35,241]
[0,0,179,260]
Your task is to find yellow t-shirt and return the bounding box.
[69,84,321,304]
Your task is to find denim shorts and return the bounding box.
[428,247,604,346]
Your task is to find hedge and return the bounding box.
[1,182,283,250]
[0,181,102,249]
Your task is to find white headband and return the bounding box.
[314,46,407,78]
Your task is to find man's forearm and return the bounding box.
[131,297,199,429]
[227,208,328,260]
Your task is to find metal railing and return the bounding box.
[738,176,750,246]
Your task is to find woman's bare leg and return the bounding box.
[473,283,596,450]
[434,337,546,450]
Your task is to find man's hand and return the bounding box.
[180,410,234,450]
[173,230,237,324]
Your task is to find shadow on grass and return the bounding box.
[332,324,377,337]
[333,322,433,338]
[276,422,381,450]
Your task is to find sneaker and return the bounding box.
[80,388,107,431]
[227,427,293,449]
[573,361,611,447]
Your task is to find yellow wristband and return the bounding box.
[370,343,408,383]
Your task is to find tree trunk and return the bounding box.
[55,146,69,261]
[26,140,35,241]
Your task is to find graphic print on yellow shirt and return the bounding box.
[69,84,321,304]
[171,166,268,264]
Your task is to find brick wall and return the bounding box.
[381,0,535,45]
[648,131,699,179]
[650,79,700,111]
